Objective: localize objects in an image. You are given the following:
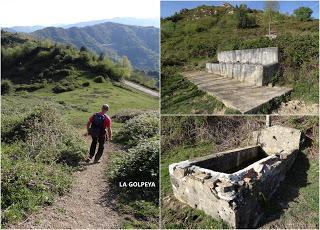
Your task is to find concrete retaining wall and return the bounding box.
[206,62,277,86]
[206,47,279,86]
[217,47,278,65]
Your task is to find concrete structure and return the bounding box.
[169,126,301,228]
[206,47,279,86]
[183,71,292,114]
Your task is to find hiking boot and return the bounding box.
[93,159,100,164]
[85,157,92,163]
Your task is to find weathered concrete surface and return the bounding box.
[217,47,278,65]
[183,71,292,114]
[206,62,279,86]
[169,126,301,228]
[206,47,279,86]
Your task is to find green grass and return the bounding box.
[9,78,158,129]
[161,73,225,114]
[119,200,159,229]
[262,152,319,229]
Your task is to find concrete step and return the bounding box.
[183,71,292,114]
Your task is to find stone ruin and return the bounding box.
[169,125,301,228]
[206,47,279,86]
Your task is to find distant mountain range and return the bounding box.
[30,22,159,71]
[4,17,159,33]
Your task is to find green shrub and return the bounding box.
[111,109,150,123]
[1,104,86,226]
[108,139,159,200]
[15,83,45,92]
[52,84,71,93]
[107,112,159,227]
[82,81,90,87]
[52,79,79,93]
[2,105,86,164]
[1,151,72,225]
[1,80,13,95]
[113,113,159,147]
[94,75,105,83]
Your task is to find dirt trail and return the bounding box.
[10,138,120,229]
[274,100,319,115]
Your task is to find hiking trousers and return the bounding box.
[89,135,106,161]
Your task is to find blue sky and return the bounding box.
[0,0,159,27]
[161,1,319,19]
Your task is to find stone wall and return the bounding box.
[169,126,301,228]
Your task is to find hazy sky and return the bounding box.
[0,0,160,27]
[161,1,319,19]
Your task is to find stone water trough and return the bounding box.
[169,125,301,228]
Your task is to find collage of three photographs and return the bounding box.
[1,0,319,229]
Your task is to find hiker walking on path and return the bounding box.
[86,104,112,163]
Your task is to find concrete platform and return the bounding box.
[183,71,292,114]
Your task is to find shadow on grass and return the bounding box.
[258,151,310,227]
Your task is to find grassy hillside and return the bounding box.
[1,31,158,227]
[31,22,159,71]
[161,4,319,113]
[160,116,319,229]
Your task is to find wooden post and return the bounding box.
[266,115,271,127]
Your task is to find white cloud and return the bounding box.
[0,0,159,27]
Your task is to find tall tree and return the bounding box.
[236,4,257,29]
[80,46,87,52]
[98,52,105,61]
[293,7,313,21]
[121,56,132,78]
[264,1,280,36]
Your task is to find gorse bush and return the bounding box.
[1,152,72,225]
[111,109,150,123]
[161,116,265,153]
[52,84,73,93]
[113,113,159,147]
[1,80,13,95]
[1,104,86,226]
[3,105,86,164]
[15,82,46,92]
[94,75,105,83]
[107,112,159,227]
[82,81,90,87]
[108,140,159,200]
